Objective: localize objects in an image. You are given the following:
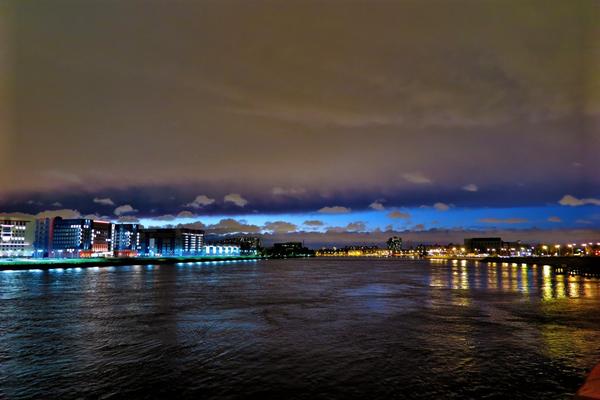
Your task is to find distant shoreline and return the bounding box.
[1,255,599,273]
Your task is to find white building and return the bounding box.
[204,245,241,256]
[1,217,35,258]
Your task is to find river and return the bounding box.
[1,258,600,399]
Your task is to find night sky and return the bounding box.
[1,0,599,246]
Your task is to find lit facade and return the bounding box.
[34,217,55,257]
[113,223,140,257]
[212,236,260,255]
[51,218,114,258]
[90,220,113,256]
[204,245,241,256]
[0,218,35,257]
[316,246,391,257]
[139,228,204,256]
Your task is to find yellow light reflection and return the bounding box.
[488,265,497,289]
[542,265,553,301]
[520,264,529,294]
[567,275,580,298]
[555,276,566,299]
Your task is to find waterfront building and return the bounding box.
[0,217,35,257]
[113,223,140,257]
[90,220,113,256]
[34,218,55,257]
[212,236,261,255]
[273,242,302,256]
[139,228,204,256]
[268,242,313,257]
[316,245,390,257]
[464,237,503,253]
[51,218,114,258]
[273,242,303,252]
[463,237,526,256]
[204,244,241,256]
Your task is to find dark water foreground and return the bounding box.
[1,258,600,400]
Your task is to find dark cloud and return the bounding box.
[35,209,81,219]
[402,172,433,185]
[327,222,367,233]
[93,197,115,206]
[117,215,140,223]
[203,219,261,235]
[2,0,597,198]
[303,220,324,227]
[184,195,215,209]
[462,184,479,192]
[559,194,600,206]
[1,0,599,242]
[388,211,410,219]
[271,187,306,197]
[113,204,138,216]
[0,209,85,220]
[176,221,206,230]
[0,181,597,218]
[318,206,351,214]
[263,221,298,234]
[369,201,385,211]
[346,222,367,232]
[153,214,176,221]
[223,193,248,207]
[433,202,451,211]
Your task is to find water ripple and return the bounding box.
[1,258,599,399]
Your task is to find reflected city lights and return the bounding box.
[427,259,600,301]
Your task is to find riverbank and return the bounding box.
[0,255,267,271]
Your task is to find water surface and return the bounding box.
[1,258,600,399]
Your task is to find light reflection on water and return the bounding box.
[1,258,600,400]
[428,259,599,300]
